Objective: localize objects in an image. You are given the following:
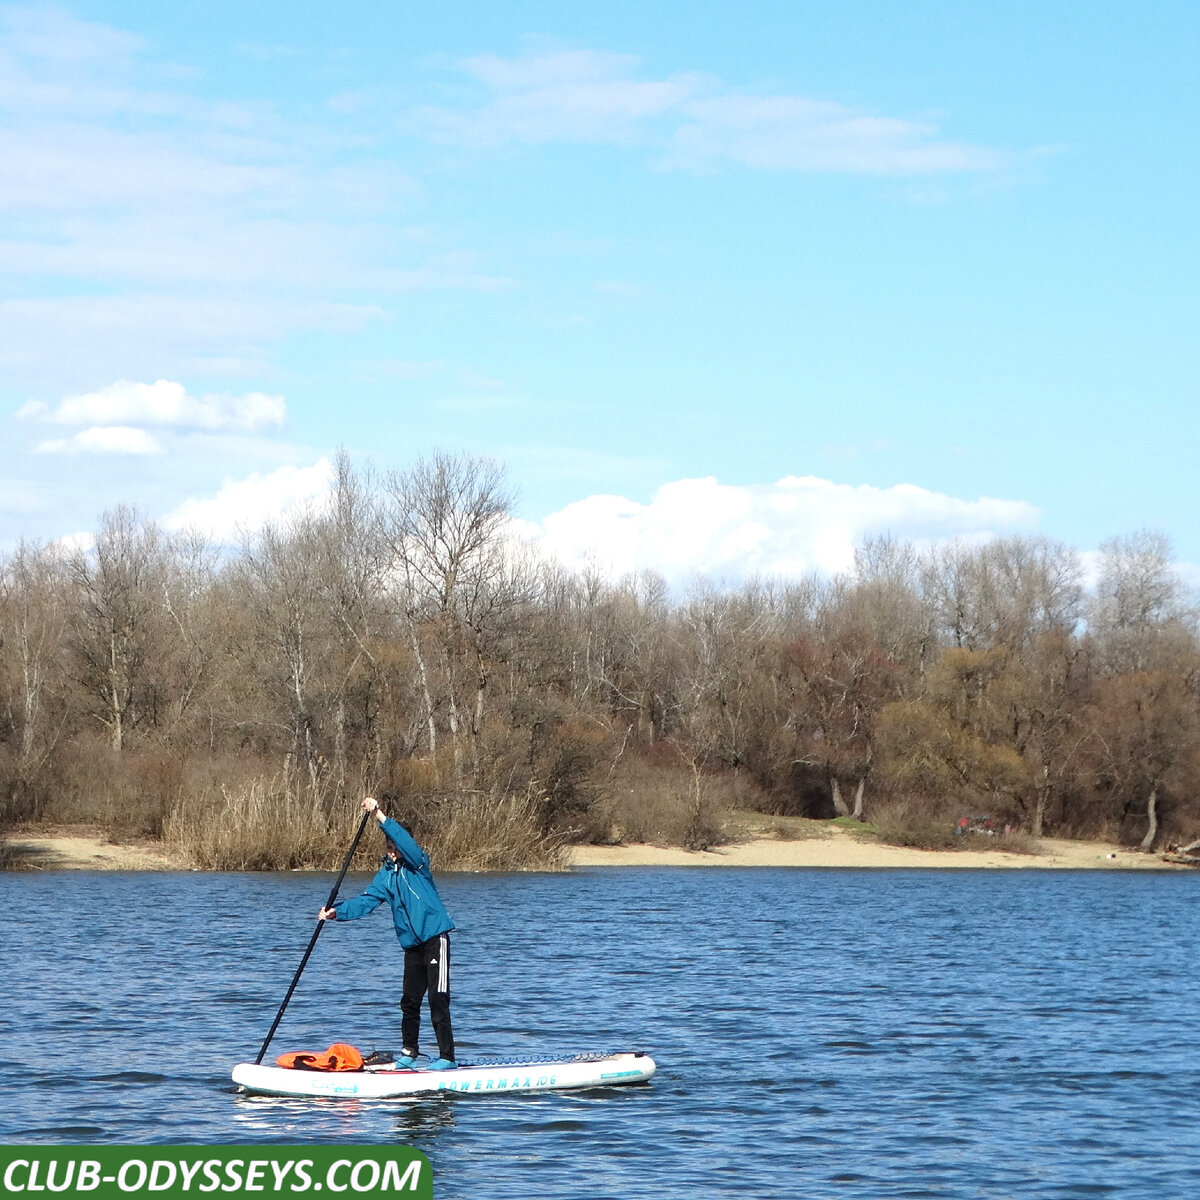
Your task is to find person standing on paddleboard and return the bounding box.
[318,796,457,1070]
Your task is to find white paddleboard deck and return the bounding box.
[232,1051,656,1098]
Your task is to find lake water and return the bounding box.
[2,866,1199,1199]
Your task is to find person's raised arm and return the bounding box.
[362,795,426,869]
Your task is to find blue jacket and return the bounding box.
[331,816,454,949]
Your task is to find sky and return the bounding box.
[2,1,1198,584]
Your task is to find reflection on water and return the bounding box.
[390,1096,459,1142]
[2,867,1200,1198]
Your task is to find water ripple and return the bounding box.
[1,868,1199,1197]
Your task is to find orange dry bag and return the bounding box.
[276,1043,364,1072]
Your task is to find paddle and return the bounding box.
[253,807,374,1064]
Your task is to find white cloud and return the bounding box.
[0,124,286,215]
[35,425,164,456]
[161,458,336,541]
[19,379,287,432]
[1,6,143,69]
[54,530,96,556]
[351,358,448,382]
[520,474,1040,583]
[0,10,499,394]
[463,48,643,91]
[667,96,1009,175]
[424,48,700,146]
[415,46,1013,175]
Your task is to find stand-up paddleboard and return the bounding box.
[232,1051,656,1099]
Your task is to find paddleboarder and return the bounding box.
[318,796,457,1070]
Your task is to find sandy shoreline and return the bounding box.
[568,828,1179,870]
[3,824,1189,872]
[3,830,188,871]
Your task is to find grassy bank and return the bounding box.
[159,777,567,872]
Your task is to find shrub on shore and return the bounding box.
[163,777,338,871]
[869,797,1042,856]
[595,754,727,851]
[398,787,568,872]
[162,776,568,872]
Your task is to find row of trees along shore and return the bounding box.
[2,450,1199,870]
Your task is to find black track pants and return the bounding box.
[400,932,454,1061]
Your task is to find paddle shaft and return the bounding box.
[254,808,375,1064]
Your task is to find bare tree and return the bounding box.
[238,514,331,790]
[850,535,935,672]
[585,570,681,748]
[158,529,222,743]
[311,451,391,791]
[1088,530,1192,674]
[677,581,776,799]
[921,537,1082,655]
[67,508,166,751]
[0,542,74,824]
[383,451,516,785]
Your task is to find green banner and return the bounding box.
[0,1148,430,1200]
